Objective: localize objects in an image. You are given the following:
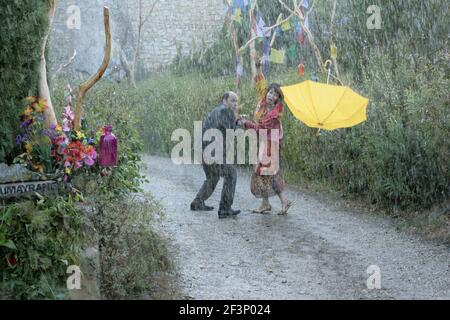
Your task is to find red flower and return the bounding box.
[6,254,17,268]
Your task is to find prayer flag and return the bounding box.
[281,19,292,31]
[232,8,243,24]
[287,44,298,62]
[270,48,285,64]
[331,44,337,60]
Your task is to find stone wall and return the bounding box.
[49,0,225,76]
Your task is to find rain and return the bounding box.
[0,0,449,302]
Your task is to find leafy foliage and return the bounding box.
[160,0,449,212]
[0,196,86,299]
[0,0,49,163]
[52,81,173,299]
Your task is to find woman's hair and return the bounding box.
[265,83,284,104]
[254,83,284,121]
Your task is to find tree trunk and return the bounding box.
[39,0,58,128]
[120,50,133,85]
[130,27,140,88]
[249,4,257,86]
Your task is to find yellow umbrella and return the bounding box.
[281,80,369,130]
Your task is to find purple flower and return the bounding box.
[62,118,71,132]
[15,134,29,145]
[45,129,57,142]
[63,106,75,121]
[84,157,95,166]
[20,119,32,128]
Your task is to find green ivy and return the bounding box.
[0,0,50,163]
[0,196,87,299]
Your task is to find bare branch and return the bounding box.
[249,0,258,85]
[278,0,326,73]
[304,0,316,17]
[329,0,337,45]
[329,0,341,83]
[141,0,159,27]
[239,12,294,53]
[52,49,77,80]
[225,8,243,89]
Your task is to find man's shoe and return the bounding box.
[190,202,214,211]
[218,208,241,219]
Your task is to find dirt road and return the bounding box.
[142,156,449,300]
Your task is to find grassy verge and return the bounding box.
[49,54,448,244]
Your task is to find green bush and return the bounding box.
[0,196,86,299]
[0,0,49,163]
[51,80,173,299]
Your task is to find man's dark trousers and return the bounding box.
[194,163,237,211]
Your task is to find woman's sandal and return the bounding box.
[278,200,293,215]
[252,206,272,214]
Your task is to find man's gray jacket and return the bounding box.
[202,103,237,164]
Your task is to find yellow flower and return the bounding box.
[65,168,72,174]
[23,106,34,116]
[76,131,85,140]
[25,143,33,154]
[32,163,44,173]
[56,124,62,132]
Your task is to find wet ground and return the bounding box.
[142,155,450,300]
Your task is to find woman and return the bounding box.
[239,83,293,215]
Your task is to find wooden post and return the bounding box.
[329,0,342,84]
[249,0,258,86]
[226,12,243,90]
[74,7,112,131]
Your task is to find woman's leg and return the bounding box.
[277,192,287,208]
[253,197,272,213]
[261,197,271,209]
[277,192,292,214]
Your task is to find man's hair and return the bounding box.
[222,92,231,102]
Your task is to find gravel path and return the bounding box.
[142,155,449,300]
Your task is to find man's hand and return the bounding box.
[236,114,250,126]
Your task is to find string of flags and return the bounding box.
[224,0,312,78]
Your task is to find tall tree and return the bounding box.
[39,0,58,128]
[117,0,159,87]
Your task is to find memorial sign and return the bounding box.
[0,180,63,199]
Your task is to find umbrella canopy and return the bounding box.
[281,80,369,130]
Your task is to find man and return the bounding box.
[190,91,241,219]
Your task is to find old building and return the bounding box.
[49,0,225,78]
